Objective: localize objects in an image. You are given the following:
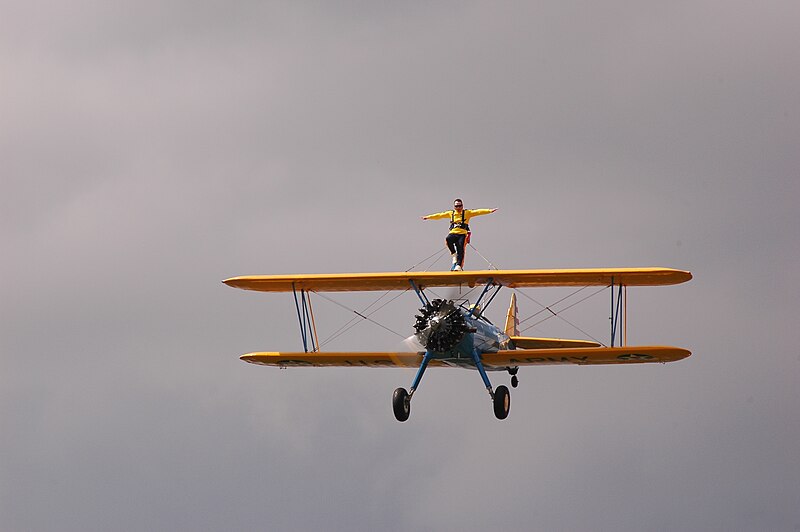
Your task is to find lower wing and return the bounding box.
[240,352,424,368]
[482,345,690,367]
[240,345,690,368]
[509,336,601,349]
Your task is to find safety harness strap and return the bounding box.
[450,210,470,231]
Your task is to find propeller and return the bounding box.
[401,334,425,351]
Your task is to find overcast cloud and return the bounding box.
[2,1,799,531]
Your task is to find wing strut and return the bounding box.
[481,282,504,312]
[409,279,429,306]
[468,277,501,317]
[610,278,627,347]
[292,283,319,352]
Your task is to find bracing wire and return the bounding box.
[465,245,601,343]
[514,286,608,345]
[305,245,608,350]
[515,286,593,326]
[313,290,409,344]
[406,247,449,272]
[312,247,448,349]
[468,243,499,270]
[318,291,395,345]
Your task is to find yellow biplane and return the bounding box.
[223,267,692,421]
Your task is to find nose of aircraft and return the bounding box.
[413,299,469,352]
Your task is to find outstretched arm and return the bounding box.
[466,208,498,218]
[421,210,452,221]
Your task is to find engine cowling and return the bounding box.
[413,299,470,353]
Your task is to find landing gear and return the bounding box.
[392,387,411,422]
[392,351,434,422]
[493,385,511,419]
[394,349,516,421]
[469,348,512,420]
[507,367,520,388]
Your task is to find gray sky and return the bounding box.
[2,1,799,530]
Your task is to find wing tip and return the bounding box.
[222,277,244,288]
[240,352,279,364]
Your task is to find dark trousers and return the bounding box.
[445,233,466,267]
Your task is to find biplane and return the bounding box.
[223,267,692,421]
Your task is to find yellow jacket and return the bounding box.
[423,208,495,235]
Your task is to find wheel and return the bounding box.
[511,375,519,388]
[392,387,411,422]
[493,385,510,420]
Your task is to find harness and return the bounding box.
[450,210,470,231]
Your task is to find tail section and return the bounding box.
[504,293,519,336]
[504,292,602,349]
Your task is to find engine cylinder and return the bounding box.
[413,299,469,352]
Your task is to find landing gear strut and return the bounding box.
[470,348,511,420]
[393,348,516,421]
[392,351,434,422]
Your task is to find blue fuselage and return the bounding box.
[426,309,511,368]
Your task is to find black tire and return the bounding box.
[493,385,510,420]
[392,387,411,422]
[511,375,519,388]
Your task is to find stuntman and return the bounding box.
[422,199,497,271]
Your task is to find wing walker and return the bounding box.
[224,267,692,421]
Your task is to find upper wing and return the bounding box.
[223,267,692,293]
